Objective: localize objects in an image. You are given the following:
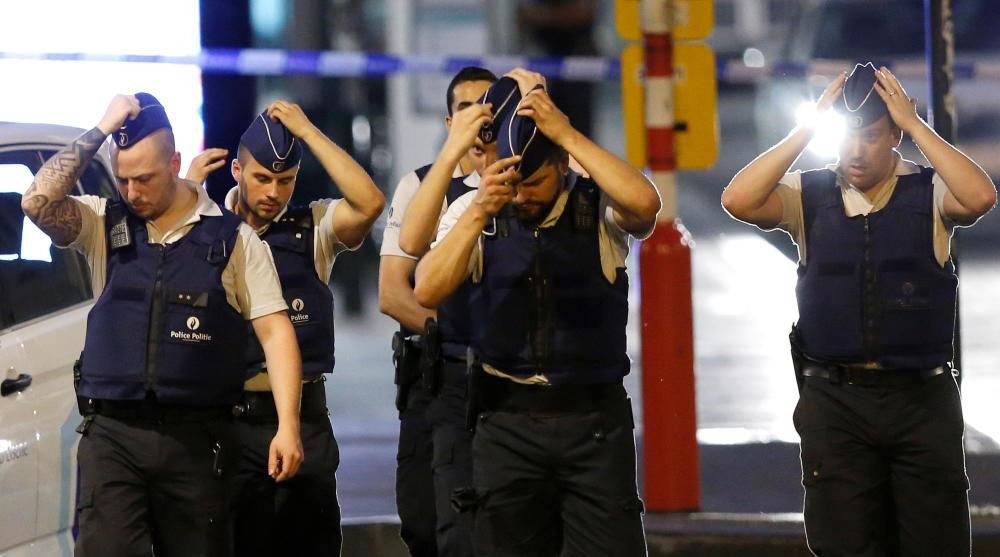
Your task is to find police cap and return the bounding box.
[836,62,890,129]
[239,111,303,173]
[477,77,521,144]
[497,84,557,180]
[113,93,171,149]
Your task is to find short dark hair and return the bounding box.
[446,66,498,115]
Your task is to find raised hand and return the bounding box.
[505,68,547,97]
[874,66,922,134]
[473,155,521,217]
[97,94,142,135]
[516,87,574,146]
[266,100,317,139]
[445,102,494,157]
[185,148,229,184]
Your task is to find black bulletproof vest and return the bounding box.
[246,207,335,378]
[80,203,246,405]
[795,166,958,368]
[475,177,630,385]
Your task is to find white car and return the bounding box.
[0,122,115,556]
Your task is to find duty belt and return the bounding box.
[84,397,231,423]
[232,379,329,422]
[801,363,949,387]
[481,377,626,416]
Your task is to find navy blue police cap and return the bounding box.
[477,77,522,144]
[114,92,171,149]
[835,62,890,129]
[239,111,303,173]
[497,84,558,180]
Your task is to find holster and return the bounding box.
[73,353,97,417]
[464,347,483,432]
[392,331,423,412]
[420,318,442,394]
[789,324,806,393]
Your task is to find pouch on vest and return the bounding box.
[106,201,133,251]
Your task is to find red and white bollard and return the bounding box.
[639,0,700,512]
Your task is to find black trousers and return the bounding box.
[794,371,970,557]
[471,391,646,557]
[75,413,236,557]
[426,361,476,557]
[231,413,342,557]
[397,381,439,557]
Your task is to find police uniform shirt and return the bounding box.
[223,187,355,284]
[773,154,957,266]
[434,171,653,385]
[60,180,287,320]
[380,164,478,260]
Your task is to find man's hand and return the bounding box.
[795,71,847,129]
[815,71,847,112]
[268,425,304,482]
[185,148,228,184]
[266,100,318,140]
[516,87,575,146]
[506,68,547,97]
[472,156,520,217]
[874,66,922,134]
[444,102,493,159]
[97,94,142,136]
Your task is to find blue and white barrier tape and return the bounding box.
[0,50,621,81]
[3,49,1000,83]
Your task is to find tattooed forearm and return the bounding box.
[21,127,106,245]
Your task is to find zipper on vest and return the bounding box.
[861,216,876,361]
[145,244,166,392]
[531,227,549,376]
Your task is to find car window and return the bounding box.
[0,149,95,330]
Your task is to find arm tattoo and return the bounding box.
[21,127,106,245]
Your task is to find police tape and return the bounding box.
[3,49,1000,83]
[0,50,620,81]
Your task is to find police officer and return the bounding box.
[379,66,497,556]
[415,81,660,556]
[189,100,384,556]
[722,63,996,556]
[398,71,533,557]
[21,93,304,557]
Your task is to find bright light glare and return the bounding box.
[795,102,846,159]
[0,1,200,55]
[0,1,203,167]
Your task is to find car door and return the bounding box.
[0,143,112,555]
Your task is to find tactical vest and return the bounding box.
[795,167,958,368]
[475,177,630,385]
[398,164,434,338]
[246,207,336,378]
[437,173,480,356]
[80,203,247,405]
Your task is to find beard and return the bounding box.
[515,199,556,224]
